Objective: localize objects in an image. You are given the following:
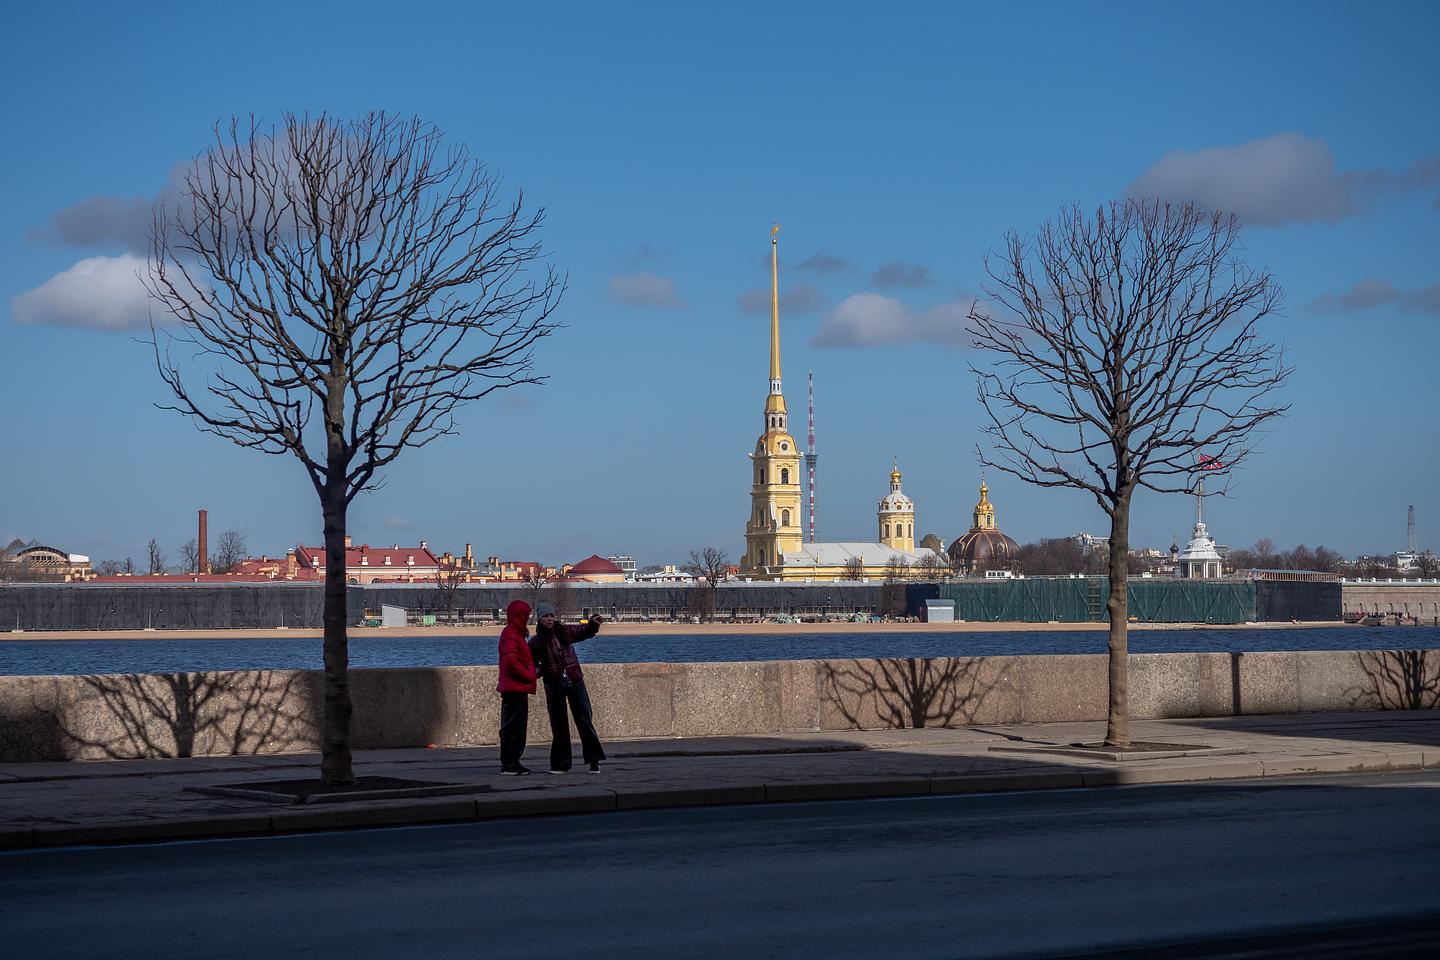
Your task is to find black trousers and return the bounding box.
[542,677,606,770]
[499,691,530,769]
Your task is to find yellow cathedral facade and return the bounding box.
[740,226,945,581]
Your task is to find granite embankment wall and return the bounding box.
[2,649,1436,762]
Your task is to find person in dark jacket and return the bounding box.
[529,601,607,773]
[496,599,537,775]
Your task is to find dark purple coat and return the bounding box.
[529,618,600,684]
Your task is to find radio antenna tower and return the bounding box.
[1408,504,1416,553]
[806,370,818,543]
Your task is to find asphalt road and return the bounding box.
[3,772,1438,959]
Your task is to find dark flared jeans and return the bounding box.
[499,691,530,770]
[542,677,606,770]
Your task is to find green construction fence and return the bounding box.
[937,577,1256,624]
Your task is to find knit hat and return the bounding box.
[533,601,556,621]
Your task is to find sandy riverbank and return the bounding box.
[2,620,1351,642]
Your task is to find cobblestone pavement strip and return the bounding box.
[0,711,1435,848]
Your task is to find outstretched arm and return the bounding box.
[560,616,602,646]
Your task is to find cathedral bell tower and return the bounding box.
[877,460,915,552]
[742,225,803,575]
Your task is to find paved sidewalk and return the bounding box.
[2,711,1436,850]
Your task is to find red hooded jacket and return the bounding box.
[496,599,537,694]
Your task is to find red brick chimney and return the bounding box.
[198,509,209,574]
[285,549,297,579]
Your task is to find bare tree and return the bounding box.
[881,555,910,617]
[917,550,946,581]
[178,538,200,574]
[210,530,247,574]
[433,561,467,623]
[522,563,551,613]
[684,547,731,622]
[841,556,866,581]
[146,539,167,576]
[1253,537,1277,568]
[969,199,1289,746]
[147,113,563,784]
[546,576,574,618]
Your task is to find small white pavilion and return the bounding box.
[1172,484,1223,580]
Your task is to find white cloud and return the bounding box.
[811,292,979,348]
[607,273,685,308]
[796,248,854,276]
[871,260,933,288]
[28,195,155,253]
[10,254,157,331]
[736,281,825,314]
[1126,133,1387,226]
[1311,277,1440,314]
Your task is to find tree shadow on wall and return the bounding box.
[1349,650,1440,711]
[45,671,320,760]
[821,657,1007,729]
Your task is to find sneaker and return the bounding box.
[588,761,601,774]
[548,768,569,775]
[500,766,531,776]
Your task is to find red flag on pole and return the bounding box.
[1198,454,1224,471]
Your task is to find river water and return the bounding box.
[1,626,1437,676]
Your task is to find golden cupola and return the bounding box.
[973,481,996,531]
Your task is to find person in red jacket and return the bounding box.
[496,598,536,775]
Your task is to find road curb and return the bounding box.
[616,784,766,810]
[4,756,1433,851]
[269,797,480,833]
[929,770,1085,794]
[763,778,931,803]
[29,814,274,847]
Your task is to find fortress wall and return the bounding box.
[1341,581,1440,622]
[3,649,1435,762]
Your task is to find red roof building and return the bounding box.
[294,537,443,584]
[563,554,627,583]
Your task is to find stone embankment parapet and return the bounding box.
[1,650,1436,762]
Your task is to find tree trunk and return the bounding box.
[1104,495,1132,747]
[320,478,355,785]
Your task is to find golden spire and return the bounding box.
[765,224,787,417]
[770,223,782,384]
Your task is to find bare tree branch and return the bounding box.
[968,199,1290,746]
[145,113,563,784]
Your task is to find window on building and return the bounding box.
[781,468,789,484]
[884,523,890,538]
[782,509,791,526]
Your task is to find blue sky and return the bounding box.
[2,1,1437,568]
